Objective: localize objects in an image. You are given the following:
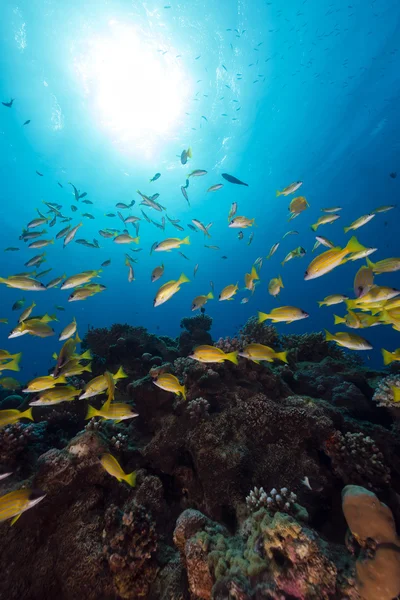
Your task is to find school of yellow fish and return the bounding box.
[1,164,400,523]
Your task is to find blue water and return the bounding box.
[0,0,399,382]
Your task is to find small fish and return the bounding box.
[321,206,342,213]
[344,213,375,233]
[366,257,400,274]
[36,268,52,278]
[105,213,116,218]
[289,196,309,215]
[178,251,189,260]
[28,239,54,249]
[192,219,211,237]
[189,345,238,365]
[276,181,303,197]
[325,330,372,351]
[315,236,334,249]
[29,385,80,406]
[86,401,138,422]
[82,213,95,219]
[354,265,374,298]
[228,202,238,222]
[101,260,111,267]
[268,275,284,298]
[318,294,349,307]
[0,377,20,390]
[282,231,298,239]
[229,216,255,228]
[0,407,33,429]
[116,201,135,209]
[371,205,395,214]
[2,98,15,108]
[347,247,378,261]
[59,317,78,341]
[100,454,137,486]
[113,234,140,244]
[24,374,68,392]
[64,222,83,247]
[241,297,249,304]
[46,276,65,289]
[204,245,220,250]
[153,373,186,399]
[124,216,140,224]
[150,173,161,182]
[348,286,400,306]
[125,258,135,282]
[311,214,340,231]
[56,225,71,240]
[258,306,309,324]
[154,237,190,251]
[55,305,65,311]
[9,319,54,339]
[180,147,192,165]
[194,263,199,277]
[36,171,43,177]
[79,366,126,400]
[68,284,106,302]
[238,231,244,240]
[266,242,279,259]
[188,170,207,177]
[0,489,46,525]
[281,246,306,266]
[61,270,101,289]
[219,283,239,301]
[192,291,214,311]
[27,217,48,229]
[25,253,46,268]
[244,266,259,292]
[12,298,25,311]
[304,237,366,280]
[0,276,46,292]
[151,265,164,282]
[239,343,288,364]
[4,247,19,252]
[154,273,190,307]
[98,229,115,238]
[221,173,248,186]
[247,232,254,245]
[207,184,224,192]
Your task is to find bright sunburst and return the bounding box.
[75,20,190,157]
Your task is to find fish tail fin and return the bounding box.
[345,236,366,254]
[324,329,334,342]
[182,236,190,245]
[382,349,394,365]
[180,385,187,401]
[250,266,259,280]
[206,291,214,300]
[390,385,400,403]
[345,299,356,310]
[225,351,238,365]
[22,407,34,421]
[49,313,59,322]
[75,332,82,343]
[114,366,127,380]
[10,513,22,526]
[55,375,67,384]
[276,351,288,364]
[7,352,22,372]
[85,404,99,420]
[317,301,324,307]
[133,237,140,244]
[343,226,350,234]
[80,349,92,360]
[251,219,257,227]
[334,314,346,325]
[366,257,375,269]
[276,190,281,197]
[258,311,269,324]
[310,224,318,232]
[0,277,7,284]
[178,273,190,285]
[187,147,192,158]
[124,471,137,488]
[83,362,92,373]
[278,275,283,287]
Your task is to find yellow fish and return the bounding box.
[59,317,77,341]
[154,273,190,307]
[0,489,46,525]
[347,286,400,306]
[0,351,22,372]
[382,348,400,366]
[366,256,400,274]
[56,358,92,378]
[151,265,164,282]
[228,216,255,228]
[0,377,20,390]
[100,454,137,487]
[244,266,259,292]
[0,407,33,429]
[189,345,238,364]
[29,385,81,406]
[310,214,340,231]
[191,291,214,311]
[288,196,309,215]
[344,213,375,233]
[18,301,36,323]
[276,181,302,196]
[0,275,46,291]
[113,234,140,244]
[258,306,309,324]
[154,237,190,251]
[85,401,138,422]
[268,275,284,298]
[153,373,186,400]
[9,320,54,339]
[79,366,127,400]
[353,265,374,298]
[347,247,377,261]
[239,343,288,364]
[61,270,101,290]
[24,374,68,392]
[324,330,372,350]
[304,236,366,280]
[318,294,348,307]
[389,386,400,403]
[219,283,239,301]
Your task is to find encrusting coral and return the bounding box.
[324,430,391,490]
[342,484,400,600]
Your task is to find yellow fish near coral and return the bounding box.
[239,343,288,364]
[324,330,372,350]
[268,275,284,298]
[0,407,33,429]
[191,291,213,311]
[382,348,400,366]
[153,373,186,400]
[189,345,238,365]
[389,386,400,403]
[258,306,309,324]
[0,489,46,525]
[24,374,68,392]
[0,351,22,372]
[29,385,80,406]
[100,454,137,487]
[153,273,190,307]
[85,401,138,422]
[79,366,127,400]
[219,283,239,301]
[244,266,259,292]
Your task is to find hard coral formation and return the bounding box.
[342,485,400,600]
[372,373,400,408]
[103,502,158,599]
[0,421,47,466]
[325,431,390,491]
[281,331,350,363]
[187,397,210,421]
[178,314,213,355]
[216,317,278,352]
[245,486,308,522]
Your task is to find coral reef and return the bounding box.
[0,421,47,467]
[372,373,400,409]
[187,397,210,421]
[342,484,400,600]
[216,316,278,352]
[281,331,358,363]
[178,314,213,355]
[245,486,308,522]
[325,431,391,491]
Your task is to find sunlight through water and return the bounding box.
[74,20,191,158]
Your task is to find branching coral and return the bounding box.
[216,318,278,353]
[85,419,128,451]
[103,502,158,599]
[325,431,390,491]
[372,374,400,409]
[187,397,210,421]
[0,422,47,466]
[246,486,297,514]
